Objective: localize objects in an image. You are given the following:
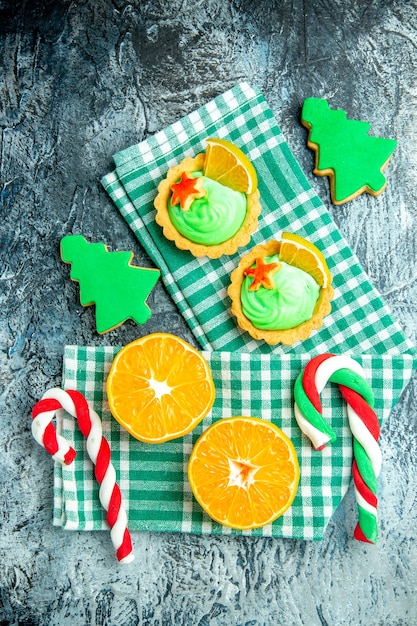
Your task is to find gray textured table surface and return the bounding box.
[1,1,417,625]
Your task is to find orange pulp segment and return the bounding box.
[188,416,299,530]
[203,138,258,194]
[106,333,216,444]
[279,232,332,288]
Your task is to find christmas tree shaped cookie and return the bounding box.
[301,98,397,205]
[60,235,160,333]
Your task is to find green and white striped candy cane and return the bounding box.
[294,353,381,544]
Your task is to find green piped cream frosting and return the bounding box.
[241,255,320,330]
[168,171,247,246]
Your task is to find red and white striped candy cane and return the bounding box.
[32,388,134,563]
[294,354,381,544]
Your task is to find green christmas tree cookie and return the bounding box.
[301,98,397,205]
[60,234,160,333]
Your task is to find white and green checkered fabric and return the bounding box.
[54,347,416,539]
[53,83,417,540]
[101,82,415,356]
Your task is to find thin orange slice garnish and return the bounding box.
[279,232,332,288]
[203,138,258,194]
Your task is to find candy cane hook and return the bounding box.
[32,388,134,563]
[294,354,381,544]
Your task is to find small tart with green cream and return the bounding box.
[154,139,262,258]
[228,235,334,345]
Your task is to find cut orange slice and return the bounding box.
[203,138,258,194]
[188,416,299,530]
[279,232,332,288]
[106,333,216,444]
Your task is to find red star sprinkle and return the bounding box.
[244,257,282,291]
[170,172,207,211]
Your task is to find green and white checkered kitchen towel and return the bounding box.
[53,83,417,539]
[54,347,416,539]
[101,82,415,356]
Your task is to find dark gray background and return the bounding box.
[1,1,417,624]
